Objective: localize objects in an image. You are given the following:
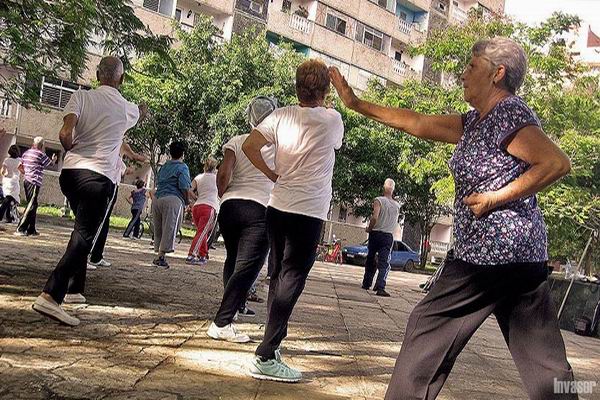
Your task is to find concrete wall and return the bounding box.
[323,220,368,246]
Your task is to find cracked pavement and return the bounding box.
[1,216,599,399]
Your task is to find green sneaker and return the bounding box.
[249,354,302,383]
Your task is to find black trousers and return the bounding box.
[89,186,118,263]
[363,230,394,290]
[385,259,577,400]
[123,208,143,238]
[214,199,269,327]
[17,180,40,234]
[255,207,323,359]
[0,195,17,222]
[43,169,115,303]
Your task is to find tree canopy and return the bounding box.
[0,0,172,107]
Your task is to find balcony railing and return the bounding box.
[451,7,468,24]
[180,22,194,33]
[289,13,313,35]
[398,18,413,35]
[391,59,419,79]
[430,240,450,254]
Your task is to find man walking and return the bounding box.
[32,56,145,324]
[362,178,400,297]
[16,137,55,236]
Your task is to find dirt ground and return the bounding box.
[0,217,598,399]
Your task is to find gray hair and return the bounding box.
[33,136,44,149]
[472,37,527,94]
[384,178,395,193]
[97,56,124,82]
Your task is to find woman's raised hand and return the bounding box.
[328,67,357,108]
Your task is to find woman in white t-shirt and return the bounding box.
[206,96,277,344]
[242,59,345,383]
[186,158,219,265]
[0,145,22,223]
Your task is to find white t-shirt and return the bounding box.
[193,172,219,211]
[2,157,21,202]
[221,134,275,208]
[62,86,140,183]
[256,105,344,220]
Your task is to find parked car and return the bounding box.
[342,240,420,272]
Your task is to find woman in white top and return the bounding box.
[206,96,277,344]
[243,59,345,383]
[187,158,219,265]
[0,145,22,223]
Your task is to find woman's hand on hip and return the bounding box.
[463,191,499,218]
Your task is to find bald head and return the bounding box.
[383,178,395,195]
[97,56,124,87]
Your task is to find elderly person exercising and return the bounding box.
[330,37,576,400]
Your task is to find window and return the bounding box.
[399,11,408,21]
[282,0,292,13]
[368,0,393,11]
[142,0,174,16]
[394,51,403,61]
[438,1,446,11]
[175,9,182,21]
[0,97,11,118]
[326,13,347,35]
[40,77,90,109]
[363,26,384,51]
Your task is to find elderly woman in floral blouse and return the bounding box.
[330,37,576,400]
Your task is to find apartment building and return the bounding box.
[0,0,502,251]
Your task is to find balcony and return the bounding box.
[180,22,194,33]
[289,13,313,35]
[450,7,468,25]
[391,59,419,80]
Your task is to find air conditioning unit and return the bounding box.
[249,1,263,14]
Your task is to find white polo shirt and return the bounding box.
[221,134,275,208]
[62,86,140,183]
[255,105,344,220]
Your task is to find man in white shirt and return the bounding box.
[206,96,277,343]
[33,56,146,326]
[243,60,344,383]
[362,178,400,297]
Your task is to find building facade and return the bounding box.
[0,0,504,256]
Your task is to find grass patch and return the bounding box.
[37,205,196,239]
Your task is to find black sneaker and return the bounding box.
[361,285,370,290]
[152,257,170,269]
[238,306,256,317]
[376,289,391,297]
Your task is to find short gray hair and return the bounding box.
[472,37,527,94]
[33,136,44,148]
[384,178,395,192]
[97,56,124,82]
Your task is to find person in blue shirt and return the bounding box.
[152,141,193,268]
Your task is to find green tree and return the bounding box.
[0,0,171,107]
[122,18,304,179]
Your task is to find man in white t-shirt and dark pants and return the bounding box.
[243,60,344,382]
[206,96,278,343]
[362,179,401,297]
[33,56,145,326]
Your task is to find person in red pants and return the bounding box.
[187,158,219,265]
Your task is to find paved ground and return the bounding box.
[0,217,599,400]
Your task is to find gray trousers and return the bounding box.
[385,259,577,400]
[152,195,183,254]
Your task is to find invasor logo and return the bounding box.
[553,378,597,394]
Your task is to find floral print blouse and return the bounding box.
[449,96,548,265]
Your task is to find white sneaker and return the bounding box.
[32,295,80,326]
[89,259,111,268]
[86,262,97,270]
[63,293,86,304]
[206,322,251,343]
